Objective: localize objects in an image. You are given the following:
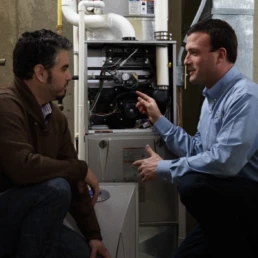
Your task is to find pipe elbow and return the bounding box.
[62,5,79,26]
[106,13,136,39]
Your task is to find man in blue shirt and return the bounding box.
[133,19,258,258]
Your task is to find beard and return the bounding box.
[55,88,67,101]
[46,69,68,101]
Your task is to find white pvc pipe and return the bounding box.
[73,25,79,143]
[154,0,169,87]
[154,0,168,32]
[62,1,135,38]
[156,47,169,86]
[106,13,135,38]
[78,1,88,160]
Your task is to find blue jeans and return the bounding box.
[0,178,94,258]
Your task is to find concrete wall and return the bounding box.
[0,0,74,136]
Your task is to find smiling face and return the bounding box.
[184,32,223,89]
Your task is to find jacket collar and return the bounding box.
[13,77,46,127]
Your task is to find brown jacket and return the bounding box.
[0,77,101,241]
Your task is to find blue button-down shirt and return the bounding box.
[156,66,258,183]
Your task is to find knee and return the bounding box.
[41,178,71,205]
[177,173,206,205]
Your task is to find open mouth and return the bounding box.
[188,70,195,76]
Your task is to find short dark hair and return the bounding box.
[13,29,72,80]
[187,18,238,63]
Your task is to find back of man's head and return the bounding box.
[187,18,238,64]
[13,29,72,80]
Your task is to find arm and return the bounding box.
[154,116,203,157]
[0,96,86,185]
[157,94,258,183]
[136,90,203,157]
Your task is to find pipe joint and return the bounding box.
[78,0,105,12]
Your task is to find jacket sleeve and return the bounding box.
[0,96,86,185]
[53,105,102,241]
[69,184,102,241]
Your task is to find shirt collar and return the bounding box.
[203,66,240,100]
[41,103,52,120]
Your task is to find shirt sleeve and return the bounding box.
[155,94,258,183]
[154,116,203,157]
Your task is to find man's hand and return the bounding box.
[85,168,100,205]
[135,91,162,124]
[89,239,111,258]
[78,168,100,205]
[133,145,162,182]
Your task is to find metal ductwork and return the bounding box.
[210,0,254,79]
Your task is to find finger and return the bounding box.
[137,106,146,115]
[141,173,146,182]
[91,190,99,206]
[136,91,151,101]
[137,97,149,106]
[146,144,155,157]
[133,160,143,166]
[90,248,97,258]
[99,248,111,258]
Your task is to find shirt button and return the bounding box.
[209,110,212,113]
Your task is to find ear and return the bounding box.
[33,64,48,83]
[217,48,227,63]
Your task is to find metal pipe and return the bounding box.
[176,0,207,88]
[0,59,6,66]
[57,0,63,35]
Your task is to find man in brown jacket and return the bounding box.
[0,29,110,258]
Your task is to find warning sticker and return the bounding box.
[129,0,141,15]
[129,0,154,15]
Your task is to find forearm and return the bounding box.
[157,141,250,183]
[154,116,203,156]
[69,185,102,241]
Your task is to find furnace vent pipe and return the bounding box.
[154,0,170,89]
[62,0,135,38]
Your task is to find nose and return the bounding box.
[184,53,190,65]
[66,69,72,81]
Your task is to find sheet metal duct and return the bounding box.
[211,0,254,79]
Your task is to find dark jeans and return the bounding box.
[0,178,94,258]
[174,173,258,258]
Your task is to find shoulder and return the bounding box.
[0,87,25,114]
[224,76,258,111]
[231,75,258,97]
